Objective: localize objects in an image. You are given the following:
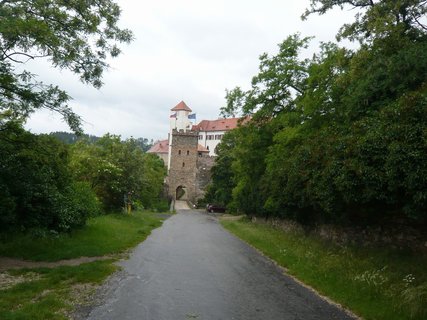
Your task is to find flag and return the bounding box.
[188,113,196,119]
[170,112,176,118]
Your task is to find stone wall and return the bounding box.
[195,156,216,199]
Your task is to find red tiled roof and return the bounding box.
[192,117,242,132]
[147,139,169,154]
[171,101,192,112]
[147,139,209,154]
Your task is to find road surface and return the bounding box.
[85,208,355,320]
[174,200,191,210]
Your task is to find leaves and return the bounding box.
[303,0,427,43]
[70,135,167,210]
[0,0,133,132]
[209,3,427,225]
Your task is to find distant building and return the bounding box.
[192,118,240,156]
[147,101,243,202]
[146,139,169,164]
[148,101,241,163]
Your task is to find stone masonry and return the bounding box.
[195,156,215,200]
[167,129,199,202]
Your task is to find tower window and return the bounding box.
[182,162,185,167]
[186,150,189,155]
[178,150,181,155]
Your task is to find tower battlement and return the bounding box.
[172,129,198,136]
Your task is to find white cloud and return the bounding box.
[24,0,356,139]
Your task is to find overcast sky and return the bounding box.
[24,0,355,141]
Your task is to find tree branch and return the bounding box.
[3,51,50,63]
[412,14,427,31]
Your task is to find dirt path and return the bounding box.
[0,256,112,272]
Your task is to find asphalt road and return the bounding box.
[85,209,355,320]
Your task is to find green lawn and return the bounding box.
[221,218,427,320]
[0,211,166,261]
[0,211,170,319]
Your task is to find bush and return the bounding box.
[0,184,16,228]
[0,123,100,233]
[152,198,170,212]
[54,182,102,231]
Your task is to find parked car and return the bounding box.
[206,204,226,213]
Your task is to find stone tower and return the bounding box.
[167,101,199,201]
[168,129,199,201]
[168,101,193,170]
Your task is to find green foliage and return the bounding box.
[0,260,117,320]
[54,182,102,232]
[303,0,427,44]
[204,131,238,207]
[0,211,167,261]
[139,153,168,208]
[0,210,167,319]
[151,199,170,212]
[0,124,165,233]
[209,3,427,226]
[70,135,167,211]
[0,123,101,232]
[221,34,311,120]
[222,218,427,320]
[49,131,100,144]
[49,131,153,151]
[0,0,133,132]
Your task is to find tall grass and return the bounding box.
[222,218,427,320]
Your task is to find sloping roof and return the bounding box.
[197,144,209,153]
[192,117,241,132]
[147,139,169,154]
[147,139,209,154]
[171,101,192,112]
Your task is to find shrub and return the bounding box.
[0,123,100,232]
[54,182,101,232]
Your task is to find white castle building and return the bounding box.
[148,101,242,167]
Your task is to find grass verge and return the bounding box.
[0,211,170,319]
[0,211,166,261]
[221,218,427,320]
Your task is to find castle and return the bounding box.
[147,101,241,202]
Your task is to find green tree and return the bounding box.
[70,135,167,211]
[221,34,311,121]
[0,122,100,232]
[204,130,238,207]
[139,153,167,209]
[210,1,427,226]
[0,0,133,132]
[303,0,427,43]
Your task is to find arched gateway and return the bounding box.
[176,186,187,200]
